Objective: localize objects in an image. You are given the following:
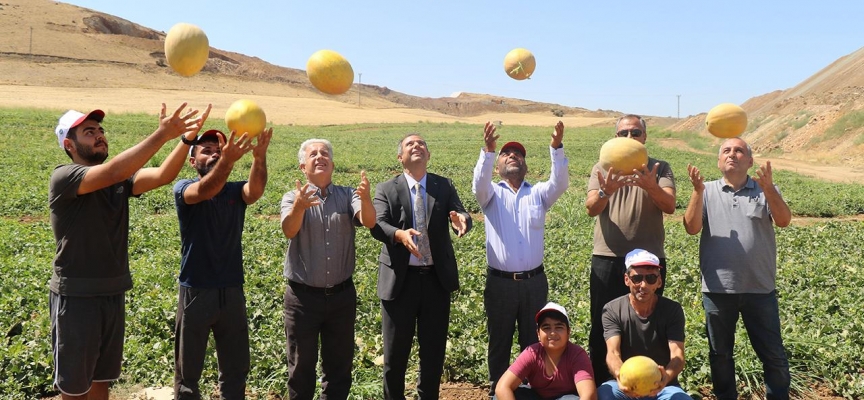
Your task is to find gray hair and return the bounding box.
[298,138,334,164]
[615,114,647,132]
[719,138,753,157]
[397,133,425,155]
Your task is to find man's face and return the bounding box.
[536,316,570,351]
[299,142,334,182]
[68,119,109,164]
[192,139,221,177]
[398,135,430,168]
[717,138,753,175]
[625,266,662,302]
[496,149,527,182]
[616,118,647,145]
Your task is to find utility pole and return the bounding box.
[29,27,33,56]
[677,94,681,119]
[358,73,362,107]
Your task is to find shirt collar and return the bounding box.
[403,173,427,191]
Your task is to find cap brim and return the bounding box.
[499,142,526,157]
[629,261,663,268]
[71,110,105,129]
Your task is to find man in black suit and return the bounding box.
[371,133,472,400]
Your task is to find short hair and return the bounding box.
[298,138,334,164]
[615,114,647,132]
[397,133,424,155]
[719,138,753,157]
[63,126,79,160]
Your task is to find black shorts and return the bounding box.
[50,292,125,396]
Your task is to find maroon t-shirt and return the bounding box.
[508,342,594,398]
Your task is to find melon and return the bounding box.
[307,50,354,95]
[503,48,536,80]
[706,103,748,138]
[598,137,648,174]
[619,356,661,397]
[164,23,209,77]
[225,99,266,138]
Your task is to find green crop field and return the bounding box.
[1,107,863,399]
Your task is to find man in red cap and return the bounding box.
[598,248,692,400]
[172,126,272,400]
[49,103,210,399]
[495,302,596,400]
[473,120,569,394]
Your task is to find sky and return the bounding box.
[63,0,864,118]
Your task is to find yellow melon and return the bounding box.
[225,99,266,138]
[307,50,354,95]
[164,23,209,77]
[504,48,536,80]
[706,103,748,138]
[598,137,648,174]
[619,356,661,397]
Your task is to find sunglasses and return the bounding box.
[616,129,644,138]
[628,273,659,284]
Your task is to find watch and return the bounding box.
[181,135,197,146]
[598,189,607,199]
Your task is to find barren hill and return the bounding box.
[669,46,864,166]
[0,0,621,128]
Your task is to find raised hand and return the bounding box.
[158,102,205,139]
[356,170,371,200]
[449,210,468,237]
[630,163,660,190]
[551,120,564,148]
[251,127,272,160]
[220,130,254,164]
[687,164,705,192]
[753,160,775,190]
[292,180,321,211]
[483,121,500,153]
[598,167,627,196]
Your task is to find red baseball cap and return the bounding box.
[499,141,526,157]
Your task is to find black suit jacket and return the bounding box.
[370,172,472,301]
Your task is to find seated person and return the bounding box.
[598,248,693,400]
[495,302,597,400]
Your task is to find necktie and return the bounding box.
[414,183,434,266]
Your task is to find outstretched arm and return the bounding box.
[355,171,376,229]
[182,131,253,204]
[242,128,272,205]
[682,164,705,235]
[754,161,791,227]
[472,121,499,208]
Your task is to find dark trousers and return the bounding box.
[588,255,666,385]
[703,291,790,400]
[174,286,250,400]
[484,270,548,389]
[381,268,451,400]
[283,280,357,400]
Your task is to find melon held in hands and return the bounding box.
[307,50,354,95]
[164,23,209,77]
[598,137,648,174]
[619,356,662,397]
[225,99,266,138]
[706,103,748,138]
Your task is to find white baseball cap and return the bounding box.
[56,109,105,149]
[535,302,569,327]
[624,248,663,269]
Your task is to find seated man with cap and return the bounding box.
[598,249,693,400]
[495,302,597,400]
[473,121,569,393]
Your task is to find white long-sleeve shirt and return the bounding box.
[472,146,569,271]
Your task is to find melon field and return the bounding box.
[1,108,863,399]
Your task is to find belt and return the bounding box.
[407,265,435,275]
[289,278,352,296]
[487,265,544,281]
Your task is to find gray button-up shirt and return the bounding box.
[281,184,362,288]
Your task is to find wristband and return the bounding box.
[181,135,197,146]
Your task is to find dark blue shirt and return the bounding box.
[174,179,248,288]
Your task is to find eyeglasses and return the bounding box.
[628,273,659,284]
[616,129,644,138]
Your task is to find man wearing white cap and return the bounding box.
[172,127,272,399]
[49,103,209,399]
[473,121,569,394]
[495,302,596,400]
[598,249,692,400]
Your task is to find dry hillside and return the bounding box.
[0,0,621,128]
[669,46,864,167]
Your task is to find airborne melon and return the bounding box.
[706,103,748,138]
[598,137,648,174]
[225,99,266,138]
[503,48,536,80]
[307,50,354,95]
[164,23,209,77]
[619,356,661,397]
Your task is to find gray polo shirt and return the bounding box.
[281,184,362,288]
[699,177,780,294]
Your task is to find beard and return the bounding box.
[499,163,526,180]
[195,158,217,177]
[75,141,109,164]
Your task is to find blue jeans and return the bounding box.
[702,291,790,400]
[597,380,692,400]
[493,386,580,400]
